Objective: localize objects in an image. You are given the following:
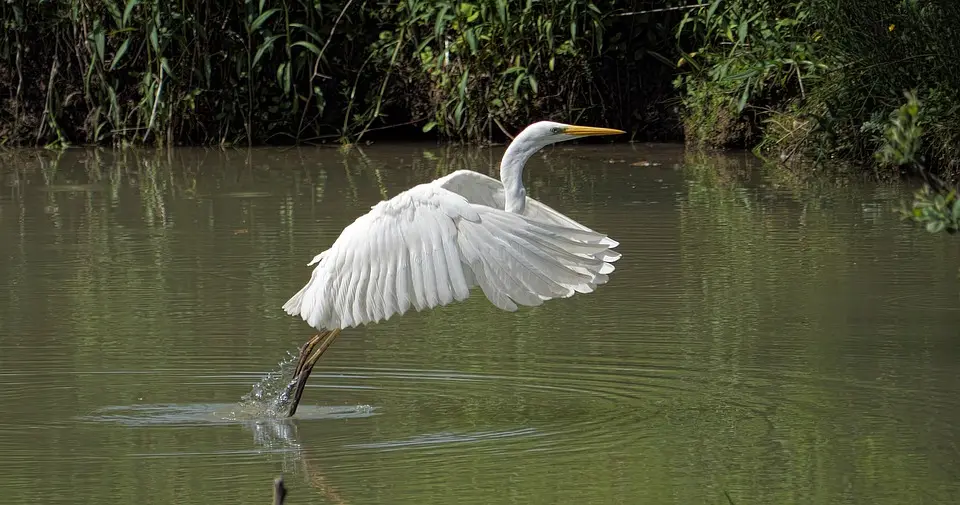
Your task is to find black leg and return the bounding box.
[286,329,341,417]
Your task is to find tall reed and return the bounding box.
[0,0,687,147]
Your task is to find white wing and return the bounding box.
[434,169,620,262]
[282,182,619,331]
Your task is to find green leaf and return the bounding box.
[122,0,139,28]
[160,56,172,77]
[458,2,476,17]
[434,5,450,39]
[94,29,106,62]
[738,20,748,43]
[725,68,759,82]
[927,221,946,234]
[252,35,283,68]
[457,69,470,97]
[290,23,323,44]
[422,121,437,133]
[106,84,118,116]
[527,74,538,94]
[646,50,674,68]
[109,38,131,71]
[102,0,122,25]
[149,26,159,52]
[204,54,212,87]
[512,73,524,96]
[454,100,465,127]
[250,8,280,32]
[706,0,722,25]
[292,40,322,56]
[737,79,751,113]
[276,62,285,89]
[465,28,477,53]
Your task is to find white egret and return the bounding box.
[279,121,625,416]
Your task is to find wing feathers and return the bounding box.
[464,219,573,299]
[436,169,621,264]
[464,222,546,307]
[283,182,620,331]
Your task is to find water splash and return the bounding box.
[238,351,299,418]
[235,352,377,422]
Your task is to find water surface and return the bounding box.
[1,144,958,504]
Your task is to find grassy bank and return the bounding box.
[2,0,959,186]
[0,0,684,147]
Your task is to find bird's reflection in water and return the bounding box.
[242,417,352,505]
[238,358,365,505]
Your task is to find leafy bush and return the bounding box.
[359,0,610,142]
[0,0,379,146]
[0,0,690,147]
[673,0,823,149]
[674,0,960,180]
[901,185,960,234]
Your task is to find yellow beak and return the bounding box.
[563,125,626,137]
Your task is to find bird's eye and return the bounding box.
[552,127,563,134]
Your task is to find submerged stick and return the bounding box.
[273,476,287,505]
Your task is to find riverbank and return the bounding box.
[1,1,958,183]
[0,1,684,148]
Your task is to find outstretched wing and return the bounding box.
[434,169,620,261]
[282,183,618,331]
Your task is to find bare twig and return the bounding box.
[273,476,287,505]
[13,32,23,137]
[297,0,357,140]
[795,64,805,99]
[143,64,165,144]
[356,27,407,143]
[38,57,59,143]
[615,3,707,16]
[492,117,514,141]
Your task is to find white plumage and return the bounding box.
[278,120,625,416]
[282,173,619,329]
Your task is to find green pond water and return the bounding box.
[0,144,958,505]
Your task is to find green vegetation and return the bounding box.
[901,185,960,235]
[0,0,682,147]
[672,0,960,235]
[675,0,960,181]
[1,0,958,186]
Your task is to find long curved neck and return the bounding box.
[499,139,540,214]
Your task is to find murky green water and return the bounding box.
[1,144,958,505]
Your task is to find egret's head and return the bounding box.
[514,121,625,148]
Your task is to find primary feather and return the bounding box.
[282,180,619,330]
[435,169,620,264]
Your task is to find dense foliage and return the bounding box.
[0,0,683,147]
[1,0,959,186]
[676,0,960,181]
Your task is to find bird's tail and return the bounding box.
[283,250,330,317]
[282,285,307,316]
